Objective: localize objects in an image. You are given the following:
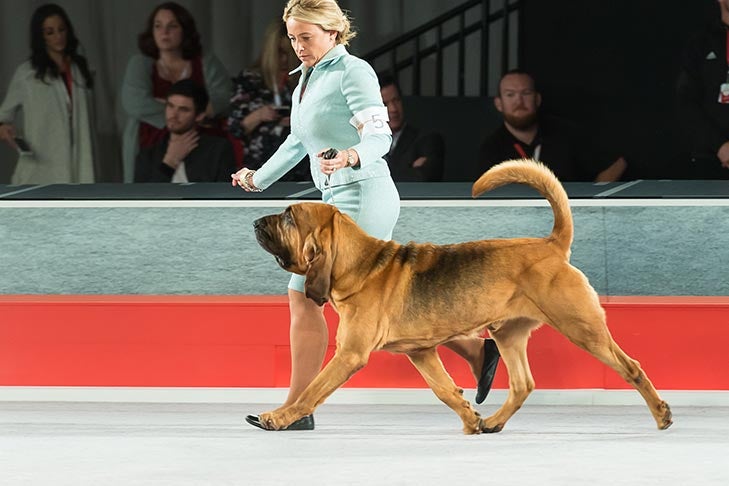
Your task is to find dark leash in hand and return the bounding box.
[322,148,338,205]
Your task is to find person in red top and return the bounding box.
[121,2,231,182]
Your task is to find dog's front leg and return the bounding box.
[407,348,484,434]
[258,344,372,430]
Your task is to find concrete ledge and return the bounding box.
[2,203,729,295]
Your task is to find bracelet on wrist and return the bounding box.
[344,149,356,168]
[241,169,262,192]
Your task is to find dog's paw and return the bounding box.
[461,413,487,435]
[463,420,482,435]
[258,411,286,430]
[657,401,673,430]
[480,419,504,434]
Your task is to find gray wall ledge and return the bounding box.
[1,196,726,296]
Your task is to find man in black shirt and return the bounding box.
[379,74,445,182]
[135,80,235,183]
[478,70,626,182]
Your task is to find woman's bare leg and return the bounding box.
[442,337,486,382]
[283,288,329,407]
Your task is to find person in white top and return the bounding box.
[0,3,96,184]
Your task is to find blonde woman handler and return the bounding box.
[233,0,499,430]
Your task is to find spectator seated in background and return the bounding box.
[134,80,235,182]
[228,20,308,181]
[479,69,627,182]
[379,73,445,181]
[121,1,231,182]
[675,0,729,179]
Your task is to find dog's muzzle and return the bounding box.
[253,216,293,269]
[253,217,273,248]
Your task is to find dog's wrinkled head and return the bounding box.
[253,202,339,305]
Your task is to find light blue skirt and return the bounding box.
[288,175,400,293]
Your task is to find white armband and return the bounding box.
[349,106,391,138]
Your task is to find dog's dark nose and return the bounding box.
[253,218,264,231]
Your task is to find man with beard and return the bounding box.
[478,70,626,182]
[134,79,235,182]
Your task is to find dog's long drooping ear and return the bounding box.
[303,226,333,306]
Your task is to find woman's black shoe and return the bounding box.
[245,414,263,429]
[245,414,315,431]
[475,339,500,404]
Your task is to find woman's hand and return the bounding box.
[317,148,357,175]
[0,123,18,150]
[717,141,729,169]
[231,167,261,192]
[231,167,250,189]
[163,131,199,169]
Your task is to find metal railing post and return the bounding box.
[480,0,491,96]
[458,13,466,96]
[501,0,511,75]
[362,0,521,96]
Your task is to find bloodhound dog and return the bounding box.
[252,159,673,434]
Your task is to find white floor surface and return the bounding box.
[1,401,726,485]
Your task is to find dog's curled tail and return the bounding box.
[471,159,573,253]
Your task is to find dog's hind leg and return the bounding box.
[537,267,673,430]
[557,319,672,430]
[407,348,484,434]
[480,317,540,433]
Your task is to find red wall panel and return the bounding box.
[0,295,727,390]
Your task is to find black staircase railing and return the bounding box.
[363,0,525,96]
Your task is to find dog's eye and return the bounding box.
[283,211,294,225]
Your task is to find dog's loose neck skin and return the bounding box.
[328,216,396,302]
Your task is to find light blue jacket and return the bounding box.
[252,44,392,191]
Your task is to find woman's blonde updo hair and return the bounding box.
[282,0,356,46]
